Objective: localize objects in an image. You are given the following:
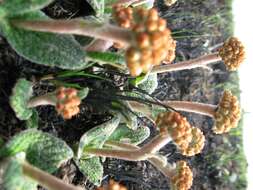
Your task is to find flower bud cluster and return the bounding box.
[213,90,241,134]
[114,7,176,76]
[156,111,205,156]
[170,161,193,190]
[55,87,81,119]
[181,127,205,156]
[219,37,245,71]
[96,179,127,190]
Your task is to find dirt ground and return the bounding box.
[0,0,247,190]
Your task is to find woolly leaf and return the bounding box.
[25,110,39,129]
[86,0,104,17]
[111,101,138,130]
[0,129,73,173]
[77,87,89,100]
[78,115,121,158]
[10,78,33,120]
[108,124,150,145]
[138,73,158,94]
[1,11,88,70]
[0,0,53,17]
[76,157,103,185]
[2,157,37,190]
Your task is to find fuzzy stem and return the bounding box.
[105,141,174,177]
[11,19,132,46]
[141,133,171,153]
[151,52,221,74]
[84,148,149,161]
[129,101,153,118]
[84,39,113,52]
[129,100,217,118]
[165,101,217,117]
[22,162,83,190]
[27,93,56,108]
[131,0,154,7]
[115,0,140,6]
[85,134,171,161]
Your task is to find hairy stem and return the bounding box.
[22,162,83,190]
[105,141,174,177]
[151,52,221,74]
[129,100,217,118]
[85,134,171,161]
[165,101,217,117]
[84,148,150,161]
[115,0,140,6]
[84,39,113,52]
[141,133,171,153]
[27,93,56,108]
[11,19,132,46]
[128,101,154,120]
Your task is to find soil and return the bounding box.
[0,0,247,190]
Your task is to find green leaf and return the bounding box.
[78,115,121,159]
[0,0,53,17]
[111,101,138,130]
[108,124,150,145]
[1,11,88,70]
[138,73,158,94]
[77,87,89,100]
[25,110,39,128]
[0,129,73,173]
[10,78,33,120]
[86,51,126,68]
[2,157,37,190]
[120,110,138,130]
[129,72,149,86]
[76,157,103,185]
[86,0,105,17]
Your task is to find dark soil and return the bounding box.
[0,0,247,190]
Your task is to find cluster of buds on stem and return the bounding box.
[96,179,127,190]
[114,7,176,76]
[219,37,245,71]
[213,90,241,134]
[170,161,193,190]
[156,111,205,156]
[55,87,81,119]
[113,5,134,49]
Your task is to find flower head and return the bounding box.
[170,161,193,190]
[219,37,245,71]
[213,90,241,134]
[156,112,193,152]
[181,127,205,156]
[114,7,176,76]
[55,87,81,119]
[96,179,127,190]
